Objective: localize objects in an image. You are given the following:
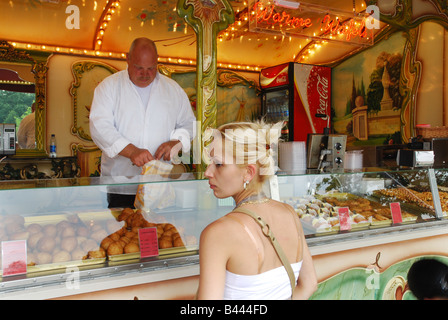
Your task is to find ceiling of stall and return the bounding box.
[0,0,387,69]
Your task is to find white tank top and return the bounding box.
[223,261,303,300]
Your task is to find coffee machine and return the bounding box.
[0,123,16,156]
[306,133,347,172]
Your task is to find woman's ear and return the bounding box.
[245,164,257,182]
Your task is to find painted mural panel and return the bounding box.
[332,32,407,147]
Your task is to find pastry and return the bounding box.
[27,223,42,234]
[37,236,56,253]
[52,250,71,263]
[61,236,78,252]
[124,242,140,254]
[100,237,114,250]
[87,248,106,259]
[107,242,123,255]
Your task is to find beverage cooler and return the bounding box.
[260,62,332,141]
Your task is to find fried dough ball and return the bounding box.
[156,225,164,238]
[61,236,78,252]
[100,237,114,251]
[117,208,134,222]
[9,231,29,241]
[56,221,71,233]
[36,252,52,264]
[162,229,175,238]
[117,239,128,248]
[109,232,121,242]
[60,226,76,238]
[124,242,140,254]
[43,224,57,237]
[159,236,173,249]
[76,226,89,237]
[81,239,98,252]
[164,223,176,231]
[5,221,24,235]
[71,247,86,260]
[27,223,42,235]
[52,250,71,263]
[173,236,185,248]
[37,236,56,253]
[107,242,123,256]
[91,228,108,243]
[120,236,131,244]
[28,232,44,249]
[87,248,106,259]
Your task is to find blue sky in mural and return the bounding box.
[332,32,406,119]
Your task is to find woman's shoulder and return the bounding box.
[201,213,248,241]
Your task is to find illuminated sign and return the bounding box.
[249,0,375,46]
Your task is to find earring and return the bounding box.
[243,180,249,190]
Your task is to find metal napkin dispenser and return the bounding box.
[397,149,434,167]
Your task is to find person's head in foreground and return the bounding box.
[407,258,448,300]
[204,120,283,203]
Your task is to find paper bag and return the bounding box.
[134,160,176,211]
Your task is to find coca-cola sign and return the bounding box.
[293,64,331,140]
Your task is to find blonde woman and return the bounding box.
[197,121,317,300]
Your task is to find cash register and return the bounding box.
[0,123,16,156]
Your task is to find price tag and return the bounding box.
[390,202,403,224]
[2,240,27,276]
[338,207,351,231]
[138,227,159,258]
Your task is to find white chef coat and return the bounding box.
[89,69,196,192]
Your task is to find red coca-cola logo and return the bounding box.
[307,66,331,125]
[260,63,289,88]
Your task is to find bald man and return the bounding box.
[90,38,196,208]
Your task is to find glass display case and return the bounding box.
[0,168,447,298]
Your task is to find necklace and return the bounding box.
[235,194,270,209]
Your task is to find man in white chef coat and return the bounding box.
[89,37,196,208]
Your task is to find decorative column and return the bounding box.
[177,0,234,172]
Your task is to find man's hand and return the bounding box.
[120,144,154,167]
[154,140,182,161]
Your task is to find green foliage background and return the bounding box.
[0,90,35,127]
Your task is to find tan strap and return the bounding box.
[232,207,296,299]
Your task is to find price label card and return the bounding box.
[138,227,159,258]
[338,207,351,231]
[2,240,27,276]
[390,202,403,224]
